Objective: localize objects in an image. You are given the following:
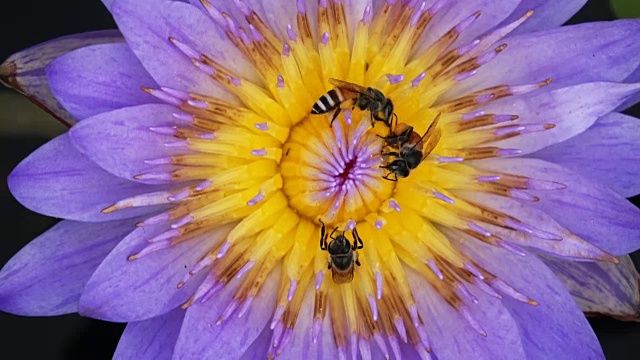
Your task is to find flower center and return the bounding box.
[281,114,394,224]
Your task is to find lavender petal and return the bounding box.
[69,104,184,184]
[173,269,279,359]
[111,0,253,103]
[448,20,640,99]
[0,218,136,316]
[480,82,640,155]
[532,112,640,198]
[8,134,168,222]
[113,307,185,360]
[46,43,160,120]
[0,30,123,127]
[405,268,526,359]
[79,223,234,322]
[478,158,640,256]
[459,235,604,359]
[541,254,640,320]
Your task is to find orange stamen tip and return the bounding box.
[101,205,117,214]
[525,10,535,17]
[528,299,539,306]
[544,124,556,130]
[495,43,508,52]
[127,254,138,261]
[141,86,153,93]
[181,297,195,309]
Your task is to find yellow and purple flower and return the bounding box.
[2,0,640,358]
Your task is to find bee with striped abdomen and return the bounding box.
[311,78,396,128]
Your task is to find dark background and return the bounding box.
[0,0,639,359]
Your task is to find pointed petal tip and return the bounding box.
[0,58,18,89]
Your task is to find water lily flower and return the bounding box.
[2,0,640,358]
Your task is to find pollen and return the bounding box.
[101,1,618,358]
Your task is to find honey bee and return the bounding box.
[380,114,441,181]
[319,219,364,284]
[311,78,396,128]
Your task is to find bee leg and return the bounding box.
[355,258,361,267]
[381,150,400,157]
[382,173,398,182]
[320,219,328,251]
[329,108,342,127]
[327,262,332,270]
[373,112,390,128]
[352,228,364,250]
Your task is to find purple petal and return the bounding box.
[499,0,587,35]
[275,286,339,359]
[415,0,520,55]
[0,30,123,127]
[0,218,137,316]
[342,0,369,42]
[406,268,526,359]
[46,43,159,120]
[477,158,640,256]
[111,0,257,102]
[541,254,640,320]
[617,64,640,111]
[254,0,310,42]
[454,191,615,262]
[8,134,169,222]
[458,234,604,359]
[447,20,640,98]
[102,0,114,9]
[532,113,640,198]
[79,223,233,322]
[239,326,273,359]
[69,104,181,184]
[173,269,278,359]
[188,0,254,33]
[114,307,185,360]
[479,82,640,154]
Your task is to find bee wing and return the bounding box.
[421,114,442,158]
[421,128,442,159]
[328,78,369,95]
[331,268,355,284]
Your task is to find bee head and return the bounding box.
[328,234,352,254]
[386,159,410,178]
